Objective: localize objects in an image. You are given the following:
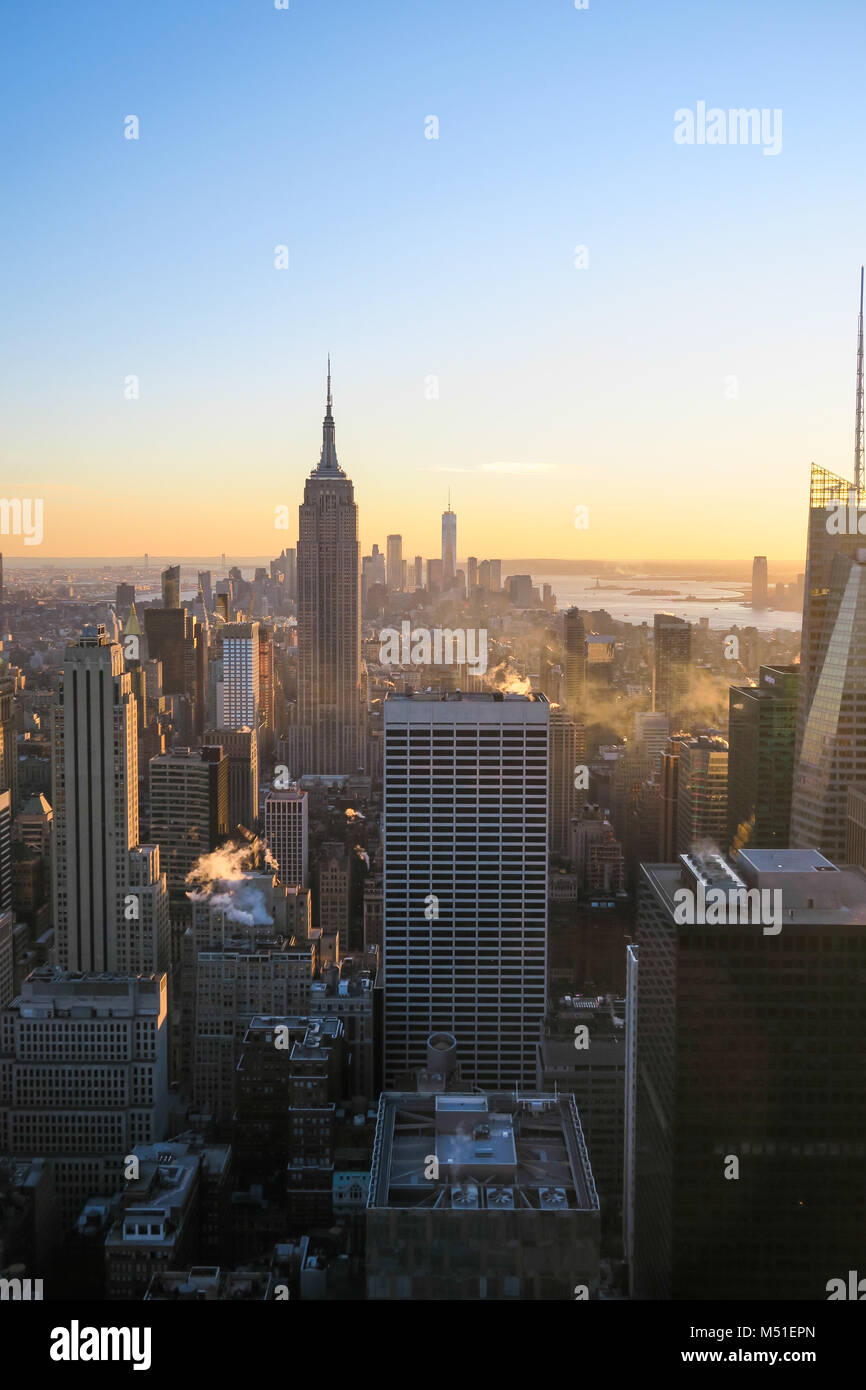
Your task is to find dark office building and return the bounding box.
[564,608,586,714]
[634,848,866,1301]
[652,613,691,724]
[728,664,799,855]
[115,582,135,619]
[148,745,229,891]
[144,607,195,697]
[161,564,181,609]
[204,726,258,832]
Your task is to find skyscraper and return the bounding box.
[564,608,586,714]
[52,625,169,974]
[264,787,309,889]
[115,582,135,619]
[386,535,403,593]
[795,470,866,765]
[728,664,799,854]
[295,364,363,775]
[675,735,728,854]
[149,746,229,891]
[549,706,582,856]
[652,613,691,723]
[635,848,866,1300]
[751,555,768,609]
[791,548,866,860]
[219,622,260,730]
[634,711,670,769]
[441,499,457,587]
[204,726,258,832]
[143,606,195,697]
[383,690,549,1089]
[161,564,181,609]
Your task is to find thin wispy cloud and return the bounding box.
[430,462,558,476]
[481,462,558,476]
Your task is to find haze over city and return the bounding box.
[2,0,865,1359]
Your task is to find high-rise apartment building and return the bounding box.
[382,690,548,1089]
[295,366,363,775]
[634,849,866,1300]
[675,735,728,854]
[652,613,691,723]
[218,622,260,730]
[728,664,799,854]
[441,503,457,587]
[264,787,309,888]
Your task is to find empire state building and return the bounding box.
[294,363,364,774]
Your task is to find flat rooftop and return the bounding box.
[642,851,866,925]
[385,690,547,703]
[368,1092,598,1213]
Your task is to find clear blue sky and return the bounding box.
[2,0,865,566]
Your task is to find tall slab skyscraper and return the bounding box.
[382,690,549,1089]
[295,364,363,775]
[52,625,169,973]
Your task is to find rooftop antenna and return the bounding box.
[856,268,864,494]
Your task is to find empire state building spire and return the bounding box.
[315,354,344,477]
[294,364,363,776]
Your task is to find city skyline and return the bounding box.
[3,0,866,1333]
